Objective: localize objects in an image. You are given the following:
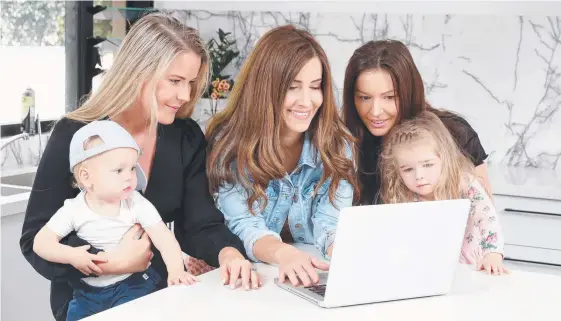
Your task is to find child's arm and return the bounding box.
[33,226,106,276]
[132,192,197,285]
[467,178,504,256]
[465,177,508,275]
[144,222,197,285]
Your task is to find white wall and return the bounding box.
[156,1,561,16]
[156,1,561,171]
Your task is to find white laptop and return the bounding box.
[275,199,471,308]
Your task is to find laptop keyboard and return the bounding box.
[305,284,326,297]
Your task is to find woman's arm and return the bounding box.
[311,179,354,258]
[179,119,247,266]
[95,226,153,274]
[217,185,321,272]
[312,143,355,257]
[217,184,283,263]
[437,111,493,194]
[215,169,330,287]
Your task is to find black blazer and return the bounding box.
[19,117,246,321]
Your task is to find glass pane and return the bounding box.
[0,0,66,124]
[93,0,127,41]
[91,1,153,92]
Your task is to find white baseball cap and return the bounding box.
[69,120,147,191]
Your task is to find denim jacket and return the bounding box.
[216,135,354,262]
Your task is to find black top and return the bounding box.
[19,117,246,321]
[358,111,488,205]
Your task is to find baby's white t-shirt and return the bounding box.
[46,191,162,287]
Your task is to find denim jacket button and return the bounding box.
[293,194,298,203]
[295,224,301,228]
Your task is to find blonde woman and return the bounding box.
[20,13,257,321]
[206,25,359,287]
[379,111,508,275]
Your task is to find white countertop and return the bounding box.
[85,245,561,321]
[487,164,561,201]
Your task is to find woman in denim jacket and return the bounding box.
[206,25,358,288]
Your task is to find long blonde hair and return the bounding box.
[66,12,209,127]
[206,25,358,214]
[379,111,474,203]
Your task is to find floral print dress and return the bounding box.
[414,175,504,265]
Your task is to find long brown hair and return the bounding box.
[206,25,358,213]
[379,111,474,203]
[342,39,462,204]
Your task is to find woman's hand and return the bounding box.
[276,245,329,287]
[218,247,262,290]
[96,224,153,275]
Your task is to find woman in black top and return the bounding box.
[20,13,257,321]
[342,40,492,204]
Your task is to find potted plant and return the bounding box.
[196,28,239,126]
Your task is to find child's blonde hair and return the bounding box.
[379,111,475,203]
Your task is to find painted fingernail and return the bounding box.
[245,285,249,290]
[230,284,235,289]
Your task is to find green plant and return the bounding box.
[203,28,239,100]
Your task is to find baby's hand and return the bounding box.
[168,270,198,286]
[69,245,107,276]
[477,253,509,276]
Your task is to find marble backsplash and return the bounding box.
[2,11,559,173]
[172,10,561,171]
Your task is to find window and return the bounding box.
[0,0,66,125]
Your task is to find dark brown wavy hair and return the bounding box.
[206,25,358,214]
[342,39,464,204]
